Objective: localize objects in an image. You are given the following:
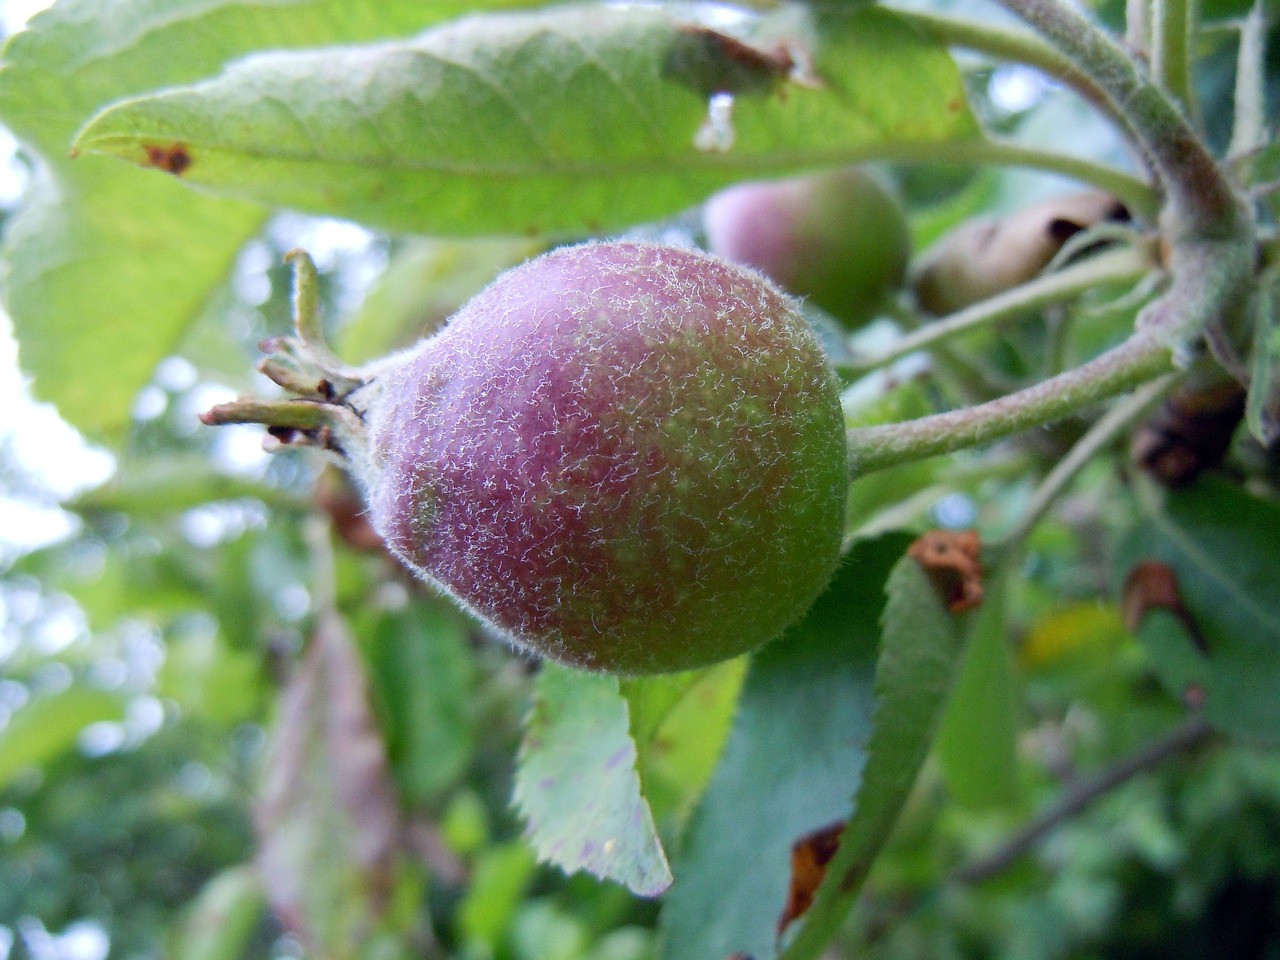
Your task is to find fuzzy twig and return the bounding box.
[846,328,1172,474]
[846,247,1152,377]
[991,0,1241,235]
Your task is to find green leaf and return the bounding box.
[1246,274,1279,445]
[0,688,125,790]
[457,841,539,956]
[1,167,263,439]
[1118,477,1280,744]
[777,551,964,960]
[935,563,1021,810]
[660,533,912,960]
[72,454,303,515]
[256,611,405,955]
[158,629,265,728]
[74,5,979,236]
[340,236,542,364]
[622,658,747,827]
[514,662,671,897]
[0,1,542,438]
[360,598,477,805]
[169,865,266,960]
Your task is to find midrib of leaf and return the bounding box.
[77,134,986,176]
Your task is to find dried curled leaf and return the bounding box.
[1122,560,1208,653]
[906,530,984,613]
[911,191,1129,315]
[256,612,404,952]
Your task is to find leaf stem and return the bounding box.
[952,713,1215,884]
[997,372,1178,547]
[892,10,1126,128]
[1125,0,1151,60]
[1228,1,1268,160]
[845,247,1153,377]
[932,138,1159,220]
[846,330,1173,475]
[1151,0,1196,117]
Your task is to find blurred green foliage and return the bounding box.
[1,0,1278,959]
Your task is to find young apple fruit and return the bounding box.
[206,242,848,674]
[704,167,911,329]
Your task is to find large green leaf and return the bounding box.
[0,0,542,437]
[1,164,263,439]
[74,5,979,236]
[339,236,543,364]
[360,598,478,805]
[169,866,266,960]
[513,662,671,897]
[1118,477,1280,744]
[777,551,964,959]
[621,658,747,827]
[935,562,1021,809]
[0,687,125,790]
[660,533,911,960]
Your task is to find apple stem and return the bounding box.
[844,246,1153,378]
[845,328,1173,474]
[1151,0,1196,118]
[895,10,1129,134]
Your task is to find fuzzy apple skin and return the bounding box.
[704,168,910,329]
[361,242,847,674]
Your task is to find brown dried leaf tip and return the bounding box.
[144,142,192,175]
[1130,381,1245,488]
[778,821,844,937]
[907,530,984,613]
[1121,560,1208,653]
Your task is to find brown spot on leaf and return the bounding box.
[666,27,812,99]
[777,820,844,936]
[685,26,792,78]
[1122,561,1208,652]
[907,530,984,613]
[144,142,192,175]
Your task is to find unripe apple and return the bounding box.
[210,242,848,675]
[703,167,910,328]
